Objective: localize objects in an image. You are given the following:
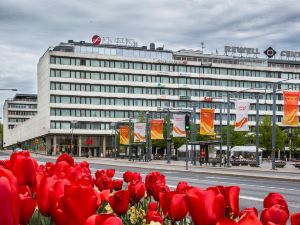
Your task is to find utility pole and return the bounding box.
[255,95,260,167]
[226,93,231,167]
[271,83,277,170]
[166,109,171,163]
[192,105,197,165]
[219,103,223,167]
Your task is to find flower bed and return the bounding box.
[0,151,299,225]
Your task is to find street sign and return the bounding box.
[34,139,39,145]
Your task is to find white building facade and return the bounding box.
[4,40,300,156]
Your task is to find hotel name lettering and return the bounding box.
[224,46,260,55]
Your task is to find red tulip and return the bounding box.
[145,171,166,198]
[159,190,175,217]
[176,181,190,194]
[185,187,226,225]
[100,189,110,202]
[123,171,134,183]
[53,184,98,225]
[10,151,38,188]
[264,193,289,216]
[217,213,262,225]
[148,202,158,211]
[260,204,289,225]
[153,183,169,202]
[291,213,300,225]
[0,167,20,225]
[169,194,188,221]
[48,179,70,216]
[84,214,122,225]
[128,181,146,203]
[112,179,123,191]
[146,210,163,224]
[239,207,258,218]
[106,169,115,178]
[36,175,57,216]
[56,153,74,166]
[19,185,36,225]
[132,172,142,182]
[109,190,130,215]
[66,164,93,187]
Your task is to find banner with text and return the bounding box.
[150,119,164,140]
[173,114,186,137]
[120,125,130,145]
[283,91,300,126]
[134,123,146,142]
[234,99,250,131]
[200,108,215,135]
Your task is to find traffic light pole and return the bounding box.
[166,109,171,164]
[192,105,197,165]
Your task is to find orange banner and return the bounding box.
[283,91,300,126]
[200,108,215,135]
[120,125,130,145]
[150,119,164,140]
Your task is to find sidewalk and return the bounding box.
[1,150,299,182]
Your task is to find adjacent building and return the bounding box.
[3,94,37,146]
[4,39,300,157]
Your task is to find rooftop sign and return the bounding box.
[224,46,260,56]
[91,35,138,47]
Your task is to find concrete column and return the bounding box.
[102,136,106,157]
[78,136,82,157]
[53,136,57,155]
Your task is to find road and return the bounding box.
[1,152,299,215]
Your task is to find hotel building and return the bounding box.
[3,39,300,156]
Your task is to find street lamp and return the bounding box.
[70,120,78,156]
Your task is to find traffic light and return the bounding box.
[185,114,190,131]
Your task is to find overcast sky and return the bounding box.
[1,0,300,120]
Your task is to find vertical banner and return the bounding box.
[120,125,130,145]
[134,123,146,142]
[150,119,164,140]
[283,91,300,126]
[200,108,215,135]
[234,99,250,131]
[173,114,186,137]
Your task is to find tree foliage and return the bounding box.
[221,125,248,147]
[259,116,287,154]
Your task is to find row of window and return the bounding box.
[50,115,284,131]
[8,118,28,123]
[50,108,284,122]
[8,111,37,116]
[50,69,295,90]
[50,82,287,101]
[50,56,299,79]
[50,95,290,112]
[8,104,37,109]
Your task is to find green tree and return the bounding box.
[259,116,287,155]
[288,127,300,156]
[221,125,248,147]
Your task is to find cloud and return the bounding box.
[1,0,300,119]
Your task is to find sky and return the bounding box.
[1,0,300,120]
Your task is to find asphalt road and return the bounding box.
[1,152,299,215]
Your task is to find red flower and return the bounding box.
[239,207,258,218]
[264,193,289,216]
[260,204,289,225]
[112,179,123,191]
[159,190,175,217]
[217,213,262,225]
[128,181,146,203]
[48,179,70,216]
[291,213,300,225]
[176,181,190,194]
[145,171,166,198]
[153,184,169,202]
[36,175,57,216]
[56,153,75,166]
[146,210,163,224]
[0,167,20,225]
[106,169,115,178]
[10,151,38,188]
[19,185,36,225]
[84,214,122,225]
[148,202,158,211]
[169,194,188,221]
[53,184,98,225]
[185,187,226,225]
[123,171,134,183]
[109,190,130,215]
